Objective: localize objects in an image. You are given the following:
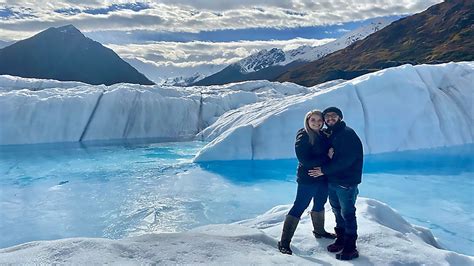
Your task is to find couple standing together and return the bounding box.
[278,107,363,261]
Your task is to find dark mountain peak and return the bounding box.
[40,24,84,37]
[34,24,86,43]
[28,24,87,47]
[54,24,83,35]
[0,25,154,86]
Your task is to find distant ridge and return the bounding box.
[193,20,390,86]
[0,25,154,86]
[162,72,206,87]
[276,0,474,86]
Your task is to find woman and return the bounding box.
[278,110,335,255]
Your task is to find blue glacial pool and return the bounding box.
[0,141,472,255]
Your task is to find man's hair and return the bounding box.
[323,107,343,120]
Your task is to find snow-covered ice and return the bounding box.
[1,62,471,153]
[0,79,308,145]
[0,198,472,264]
[0,75,86,91]
[194,62,474,161]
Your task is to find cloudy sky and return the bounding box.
[0,0,442,83]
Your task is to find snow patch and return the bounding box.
[1,198,471,264]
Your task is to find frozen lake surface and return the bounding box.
[0,141,472,255]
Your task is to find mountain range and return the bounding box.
[276,0,474,86]
[0,25,154,86]
[193,20,390,86]
[162,72,206,87]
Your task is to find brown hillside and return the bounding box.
[276,0,474,86]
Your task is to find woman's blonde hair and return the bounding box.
[304,110,323,145]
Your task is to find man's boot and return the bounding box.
[277,215,300,255]
[327,227,345,252]
[336,234,359,260]
[310,211,336,239]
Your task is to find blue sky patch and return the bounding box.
[54,8,82,16]
[54,2,151,16]
[0,7,36,20]
[83,3,151,15]
[86,15,403,45]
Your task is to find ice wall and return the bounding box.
[194,62,474,161]
[0,79,307,145]
[0,75,86,91]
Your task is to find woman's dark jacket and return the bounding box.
[321,121,363,186]
[295,128,330,184]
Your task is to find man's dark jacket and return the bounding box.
[321,121,363,185]
[295,128,330,184]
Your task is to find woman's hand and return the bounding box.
[309,167,324,178]
[328,148,334,159]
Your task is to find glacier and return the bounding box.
[0,75,86,91]
[194,62,474,161]
[0,62,472,158]
[0,80,308,145]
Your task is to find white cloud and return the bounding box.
[0,0,442,40]
[0,0,443,83]
[107,38,333,66]
[106,38,334,83]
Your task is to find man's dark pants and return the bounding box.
[328,183,358,235]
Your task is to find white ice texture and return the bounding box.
[0,75,86,91]
[1,62,472,161]
[0,79,308,145]
[194,62,474,161]
[0,197,472,264]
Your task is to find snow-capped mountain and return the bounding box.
[238,48,286,73]
[238,20,390,73]
[162,72,206,87]
[277,0,474,86]
[194,20,390,86]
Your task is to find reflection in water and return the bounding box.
[198,159,297,184]
[363,144,474,175]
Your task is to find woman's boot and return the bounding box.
[310,211,336,239]
[278,215,299,255]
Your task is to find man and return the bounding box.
[309,106,363,261]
